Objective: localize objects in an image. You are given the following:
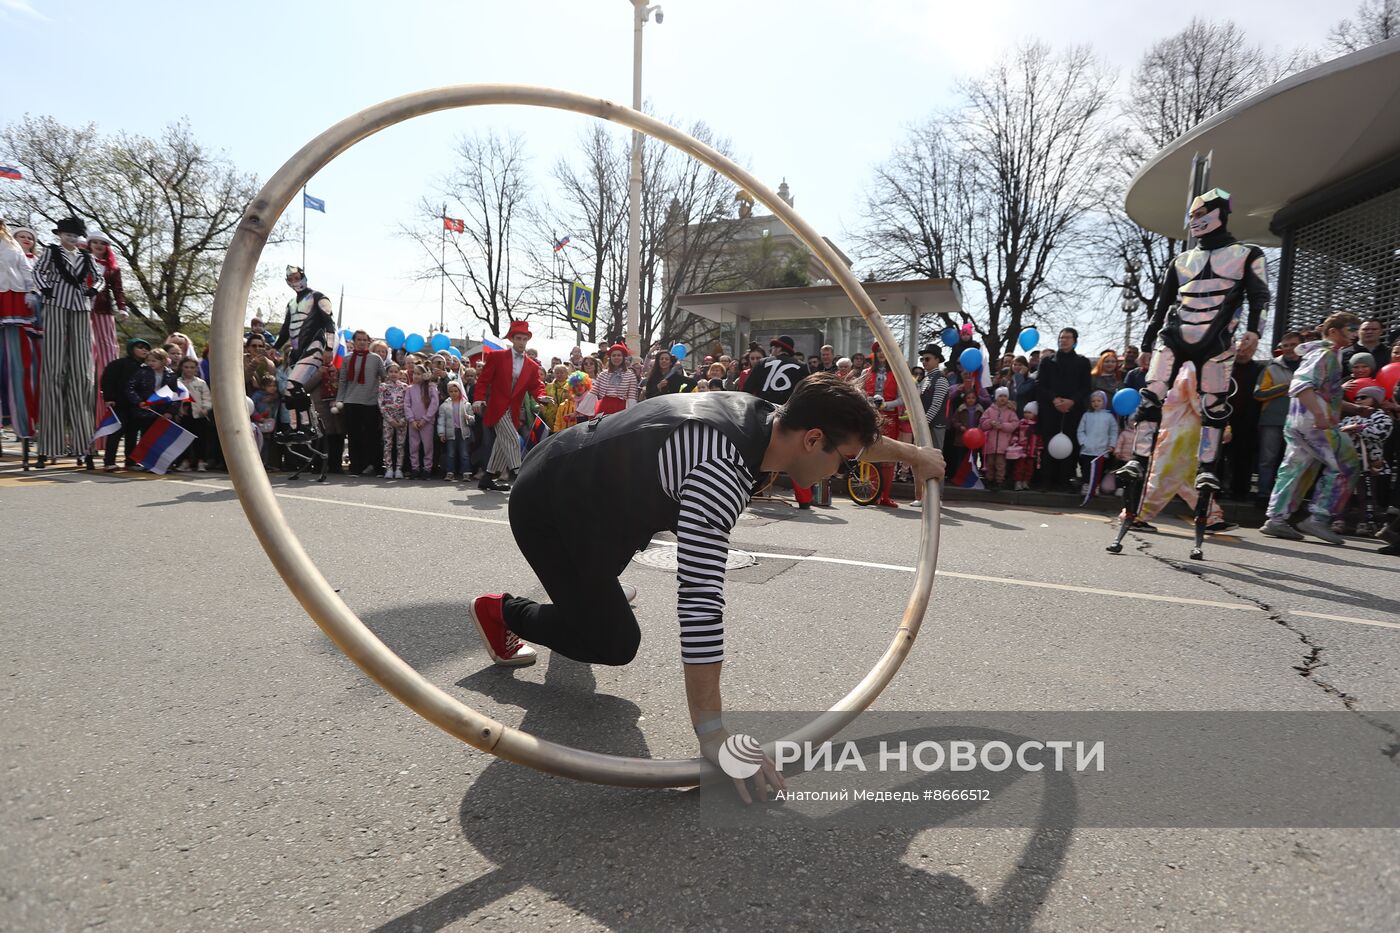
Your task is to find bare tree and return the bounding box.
[1328,0,1399,54]
[640,121,742,352]
[404,131,534,338]
[954,42,1114,361]
[1,115,262,333]
[849,121,963,284]
[524,124,629,343]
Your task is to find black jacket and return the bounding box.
[124,364,178,410]
[742,353,808,404]
[1034,351,1092,439]
[101,355,145,408]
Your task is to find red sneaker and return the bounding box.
[469,594,537,667]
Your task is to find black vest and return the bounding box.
[517,393,776,568]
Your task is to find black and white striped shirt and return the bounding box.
[658,422,756,665]
[32,245,96,313]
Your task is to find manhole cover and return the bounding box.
[632,545,757,571]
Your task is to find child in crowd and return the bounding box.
[404,363,440,479]
[437,380,475,482]
[176,357,213,471]
[553,371,597,432]
[1339,384,1393,535]
[1077,390,1117,499]
[979,386,1020,490]
[951,388,985,479]
[1009,401,1042,491]
[379,363,408,480]
[250,372,279,465]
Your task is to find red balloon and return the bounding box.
[1376,362,1400,396]
[963,427,987,450]
[1343,377,1379,401]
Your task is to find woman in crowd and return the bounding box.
[1091,350,1123,398]
[863,341,903,508]
[643,349,679,399]
[594,343,639,413]
[0,220,41,453]
[580,355,601,380]
[334,329,386,476]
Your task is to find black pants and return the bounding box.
[344,403,381,474]
[500,444,639,665]
[1226,428,1258,499]
[103,404,141,466]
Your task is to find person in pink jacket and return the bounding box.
[403,364,441,479]
[979,386,1021,489]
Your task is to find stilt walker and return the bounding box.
[85,229,129,463]
[1109,186,1269,559]
[31,217,100,468]
[0,220,41,466]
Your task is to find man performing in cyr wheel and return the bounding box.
[468,373,945,801]
[1110,187,1270,559]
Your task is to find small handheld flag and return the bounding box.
[94,404,122,439]
[443,215,465,233]
[303,193,326,213]
[552,235,571,252]
[0,165,22,180]
[130,417,195,474]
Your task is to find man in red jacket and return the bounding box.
[474,320,547,492]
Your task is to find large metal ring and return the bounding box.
[212,85,942,787]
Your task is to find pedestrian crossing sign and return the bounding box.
[569,282,594,324]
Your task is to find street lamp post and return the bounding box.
[1121,257,1141,350]
[626,0,663,356]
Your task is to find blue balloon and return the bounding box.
[430,333,451,352]
[941,327,959,347]
[958,347,983,372]
[384,327,405,350]
[1112,387,1142,417]
[670,343,688,359]
[1017,327,1039,352]
[405,333,425,353]
[447,346,462,359]
[341,328,354,342]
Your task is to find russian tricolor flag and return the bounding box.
[94,404,122,439]
[333,329,348,369]
[144,383,191,409]
[130,418,195,474]
[482,335,505,351]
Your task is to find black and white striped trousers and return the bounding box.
[37,306,95,458]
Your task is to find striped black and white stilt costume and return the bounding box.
[32,244,97,458]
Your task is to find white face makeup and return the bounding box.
[59,232,81,248]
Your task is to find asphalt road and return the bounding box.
[3,460,1398,931]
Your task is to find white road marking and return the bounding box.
[166,478,512,526]
[1290,611,1400,631]
[99,475,1399,630]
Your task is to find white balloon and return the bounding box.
[1047,432,1074,460]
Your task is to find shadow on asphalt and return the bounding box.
[135,487,241,507]
[940,507,1025,531]
[372,655,1077,932]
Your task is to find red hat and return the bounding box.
[608,342,629,356]
[770,335,796,354]
[505,320,532,340]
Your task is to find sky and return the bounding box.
[1,0,1343,350]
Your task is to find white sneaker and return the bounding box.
[196,462,208,472]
